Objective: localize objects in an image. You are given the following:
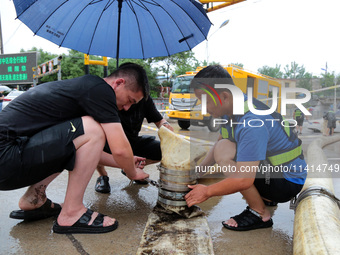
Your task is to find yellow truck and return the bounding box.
[167,64,282,131]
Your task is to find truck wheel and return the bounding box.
[178,120,190,130]
[207,117,221,132]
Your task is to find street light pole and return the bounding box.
[206,19,229,65]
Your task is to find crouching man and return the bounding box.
[185,65,307,231]
[0,63,150,234]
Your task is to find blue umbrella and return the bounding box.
[12,0,211,67]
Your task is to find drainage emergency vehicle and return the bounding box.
[167,65,282,131]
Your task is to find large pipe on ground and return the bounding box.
[293,135,340,254]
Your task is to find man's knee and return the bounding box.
[78,116,105,146]
[214,139,236,165]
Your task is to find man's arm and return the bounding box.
[185,161,259,207]
[99,151,146,169]
[154,119,174,131]
[101,122,149,180]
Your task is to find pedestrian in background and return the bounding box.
[293,108,305,135]
[323,110,336,136]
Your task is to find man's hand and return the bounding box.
[156,120,174,132]
[133,156,146,169]
[131,167,149,181]
[162,122,174,132]
[185,184,210,207]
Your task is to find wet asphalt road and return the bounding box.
[0,120,339,255]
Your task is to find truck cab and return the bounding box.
[167,65,281,131]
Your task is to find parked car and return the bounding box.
[304,117,340,133]
[2,90,25,109]
[0,85,12,92]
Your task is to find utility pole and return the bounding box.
[0,12,4,54]
[334,78,337,112]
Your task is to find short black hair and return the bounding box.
[191,65,234,94]
[195,65,233,80]
[109,62,149,99]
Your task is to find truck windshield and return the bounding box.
[171,75,195,93]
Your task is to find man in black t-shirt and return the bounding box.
[0,63,149,234]
[95,97,173,193]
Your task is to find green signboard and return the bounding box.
[0,52,37,84]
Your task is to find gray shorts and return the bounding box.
[0,118,84,190]
[327,120,336,129]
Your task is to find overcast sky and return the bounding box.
[1,0,340,76]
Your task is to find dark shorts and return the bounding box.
[295,117,304,126]
[104,135,161,161]
[0,118,84,190]
[254,163,303,203]
[327,120,336,129]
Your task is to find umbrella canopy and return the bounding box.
[13,0,211,66]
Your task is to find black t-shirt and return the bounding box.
[0,75,120,142]
[119,97,162,138]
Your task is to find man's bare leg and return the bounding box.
[18,173,60,211]
[57,116,115,227]
[97,165,108,176]
[214,139,237,178]
[223,185,271,227]
[213,139,271,227]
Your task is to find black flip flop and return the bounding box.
[222,206,273,231]
[95,176,111,193]
[53,208,118,234]
[9,199,61,221]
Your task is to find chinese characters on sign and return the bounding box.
[0,52,37,84]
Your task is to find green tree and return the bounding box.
[151,51,198,82]
[283,61,307,79]
[198,60,221,67]
[257,64,283,78]
[20,48,160,96]
[230,63,244,68]
[61,50,87,79]
[22,47,59,83]
[319,71,336,97]
[297,72,313,91]
[173,58,200,77]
